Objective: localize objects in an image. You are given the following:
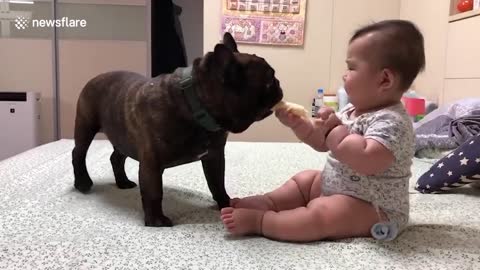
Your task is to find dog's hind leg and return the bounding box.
[110,147,137,189]
[72,113,98,193]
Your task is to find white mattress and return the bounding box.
[1,139,479,269]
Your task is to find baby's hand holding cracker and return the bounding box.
[272,100,309,118]
[273,100,311,130]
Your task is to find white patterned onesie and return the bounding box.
[321,103,414,237]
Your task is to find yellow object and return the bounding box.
[272,100,309,118]
[323,95,339,112]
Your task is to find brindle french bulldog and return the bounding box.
[72,32,283,227]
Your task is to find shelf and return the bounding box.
[449,8,480,22]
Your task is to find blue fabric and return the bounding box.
[416,134,480,193]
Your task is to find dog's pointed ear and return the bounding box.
[213,43,235,68]
[222,32,239,53]
[213,43,244,91]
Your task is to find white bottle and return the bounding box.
[312,88,324,117]
[315,88,324,106]
[337,86,349,111]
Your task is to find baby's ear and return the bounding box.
[380,68,395,90]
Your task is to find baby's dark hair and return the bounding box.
[350,20,425,91]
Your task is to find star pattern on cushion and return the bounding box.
[416,134,480,193]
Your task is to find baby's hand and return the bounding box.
[275,108,306,129]
[324,112,342,131]
[272,101,309,118]
[304,110,342,151]
[315,107,342,134]
[316,106,336,120]
[308,116,339,139]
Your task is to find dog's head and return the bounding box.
[195,32,283,133]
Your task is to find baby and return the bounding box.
[220,20,425,242]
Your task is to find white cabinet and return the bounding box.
[442,1,480,104]
[445,15,480,79]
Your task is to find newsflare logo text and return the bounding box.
[14,16,87,30]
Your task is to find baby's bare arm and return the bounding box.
[326,125,395,175]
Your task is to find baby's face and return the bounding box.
[343,33,386,111]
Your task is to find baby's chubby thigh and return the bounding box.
[305,194,380,239]
[289,169,323,201]
[310,171,323,199]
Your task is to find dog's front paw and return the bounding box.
[144,215,173,227]
[216,197,231,209]
[116,180,137,189]
[74,177,93,193]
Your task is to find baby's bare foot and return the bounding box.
[220,207,264,236]
[230,195,275,211]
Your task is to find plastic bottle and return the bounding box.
[324,95,339,112]
[337,86,349,111]
[315,88,324,106]
[311,88,324,117]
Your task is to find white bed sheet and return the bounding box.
[1,139,479,269]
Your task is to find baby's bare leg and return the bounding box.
[222,194,380,242]
[231,170,322,211]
